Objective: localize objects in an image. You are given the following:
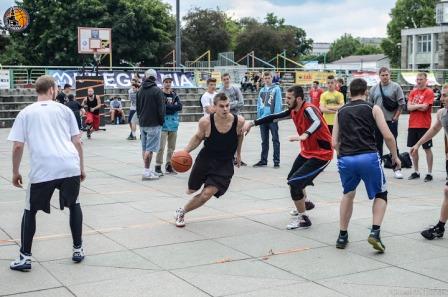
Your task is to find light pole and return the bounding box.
[175,0,181,68]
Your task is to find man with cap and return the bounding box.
[155,77,183,175]
[136,69,166,180]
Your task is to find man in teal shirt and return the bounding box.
[254,71,283,168]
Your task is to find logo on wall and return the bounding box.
[3,7,30,33]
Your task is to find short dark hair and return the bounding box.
[222,73,230,78]
[286,85,304,100]
[67,94,75,101]
[206,78,217,85]
[378,67,390,74]
[349,78,368,97]
[213,93,229,105]
[337,78,344,84]
[35,75,56,95]
[313,80,319,85]
[263,71,272,77]
[63,83,71,89]
[327,75,335,80]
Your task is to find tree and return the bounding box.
[355,44,383,55]
[235,13,312,62]
[327,34,361,62]
[382,0,437,66]
[0,0,174,66]
[181,8,231,61]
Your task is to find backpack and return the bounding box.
[199,93,205,108]
[382,152,412,169]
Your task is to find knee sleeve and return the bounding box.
[375,191,388,202]
[290,184,305,201]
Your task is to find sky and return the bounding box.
[1,0,396,42]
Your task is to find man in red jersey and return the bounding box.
[309,80,323,108]
[407,72,435,182]
[243,85,333,230]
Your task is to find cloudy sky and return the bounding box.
[1,0,395,42]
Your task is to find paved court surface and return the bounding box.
[1,114,448,297]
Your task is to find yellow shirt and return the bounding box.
[319,90,344,125]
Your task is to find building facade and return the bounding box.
[401,26,448,69]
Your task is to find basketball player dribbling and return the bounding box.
[174,93,245,227]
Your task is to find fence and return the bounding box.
[1,65,448,89]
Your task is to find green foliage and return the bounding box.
[327,34,361,62]
[355,44,383,55]
[0,0,174,66]
[382,0,437,66]
[181,8,231,61]
[235,13,312,62]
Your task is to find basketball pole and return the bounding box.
[175,0,181,68]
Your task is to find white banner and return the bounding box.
[0,70,10,89]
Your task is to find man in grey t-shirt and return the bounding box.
[219,73,244,114]
[368,67,405,179]
[219,72,246,166]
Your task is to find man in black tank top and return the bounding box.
[333,78,401,253]
[174,93,245,227]
[411,85,448,240]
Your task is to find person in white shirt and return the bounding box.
[8,75,86,271]
[200,78,217,115]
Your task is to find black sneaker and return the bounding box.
[240,161,247,166]
[305,200,315,211]
[421,225,445,240]
[336,233,349,249]
[165,163,177,175]
[408,172,420,180]
[274,163,280,168]
[367,229,385,253]
[253,161,267,167]
[86,129,91,139]
[127,135,137,140]
[154,165,164,176]
[424,174,433,182]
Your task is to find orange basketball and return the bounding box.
[171,150,193,173]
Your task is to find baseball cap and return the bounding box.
[145,69,157,79]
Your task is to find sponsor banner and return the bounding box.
[48,70,196,89]
[401,72,440,86]
[0,70,10,89]
[295,71,335,85]
[280,72,296,85]
[349,71,380,86]
[195,71,222,87]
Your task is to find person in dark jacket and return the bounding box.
[155,77,183,175]
[136,69,166,180]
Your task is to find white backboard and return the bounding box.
[78,27,111,54]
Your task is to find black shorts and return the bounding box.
[27,176,81,213]
[287,155,330,189]
[407,128,433,149]
[128,110,136,123]
[188,153,234,198]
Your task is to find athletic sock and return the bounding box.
[436,221,446,229]
[372,225,380,231]
[339,230,348,236]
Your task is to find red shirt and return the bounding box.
[291,103,333,161]
[408,88,434,129]
[309,88,323,108]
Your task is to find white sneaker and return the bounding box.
[72,246,85,263]
[142,171,159,180]
[394,169,403,179]
[174,208,186,227]
[289,209,299,216]
[286,215,312,230]
[10,253,32,271]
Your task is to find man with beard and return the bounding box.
[244,85,333,229]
